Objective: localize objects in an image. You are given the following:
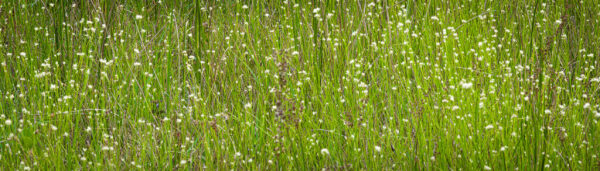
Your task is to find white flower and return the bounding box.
[431,16,439,21]
[242,5,248,9]
[135,15,143,20]
[244,103,252,109]
[430,156,436,161]
[484,165,491,170]
[583,103,590,109]
[327,13,334,19]
[4,119,11,126]
[374,145,381,152]
[180,160,187,165]
[461,82,473,89]
[50,124,58,131]
[452,106,460,111]
[320,148,330,155]
[313,8,320,14]
[544,109,551,114]
[485,124,494,130]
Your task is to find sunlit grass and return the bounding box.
[0,0,599,170]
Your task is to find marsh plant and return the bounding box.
[1,0,600,170]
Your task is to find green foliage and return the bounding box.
[0,0,599,170]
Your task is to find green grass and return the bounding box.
[1,0,600,170]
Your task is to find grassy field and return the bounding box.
[1,0,600,170]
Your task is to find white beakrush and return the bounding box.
[461,82,473,89]
[374,145,381,152]
[320,148,330,155]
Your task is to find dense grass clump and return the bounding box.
[1,0,600,170]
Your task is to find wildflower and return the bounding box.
[135,15,143,20]
[484,165,491,170]
[50,125,58,131]
[485,124,494,130]
[583,103,590,109]
[313,8,320,14]
[461,82,473,89]
[431,16,439,21]
[374,145,381,152]
[452,106,460,111]
[50,84,58,90]
[180,160,187,165]
[242,5,248,9]
[320,148,330,155]
[368,2,376,7]
[4,119,11,126]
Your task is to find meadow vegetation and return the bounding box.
[1,0,600,170]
